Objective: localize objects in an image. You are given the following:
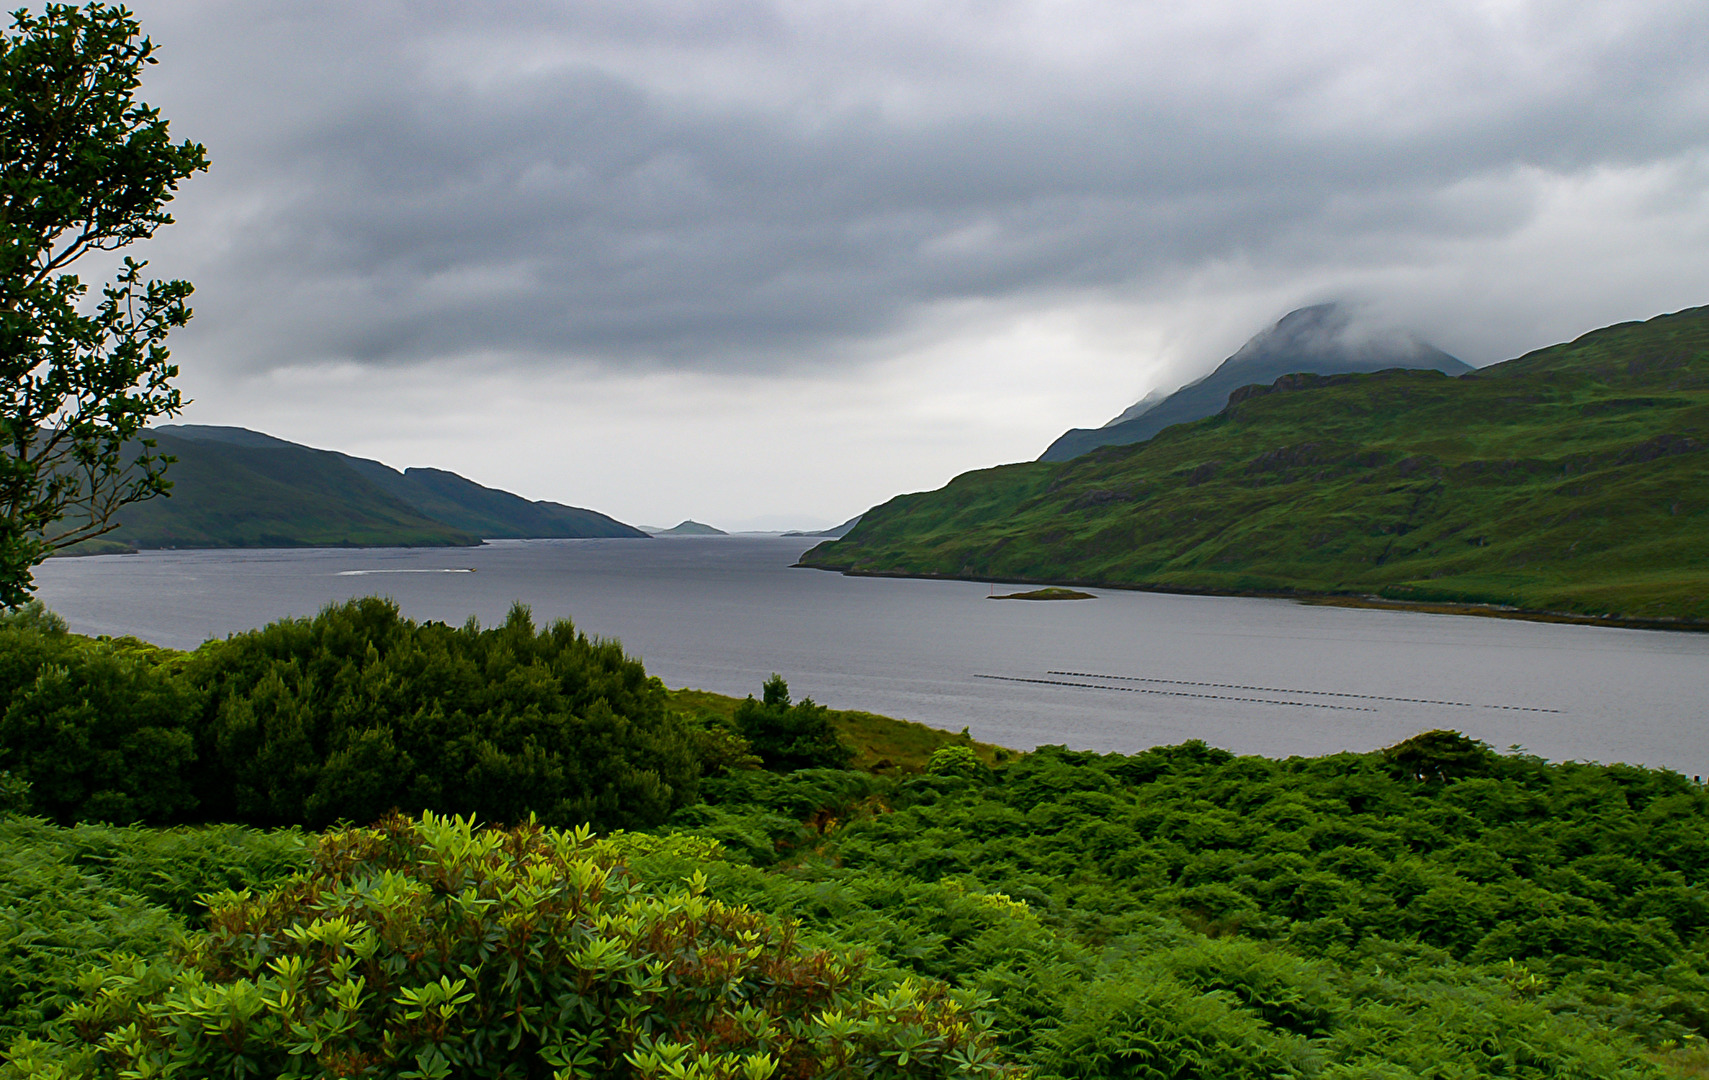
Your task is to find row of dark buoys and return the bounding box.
[975,673,1378,712]
[1048,671,1561,714]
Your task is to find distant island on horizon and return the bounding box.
[646,520,728,536]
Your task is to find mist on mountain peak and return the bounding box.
[1043,302,1469,462]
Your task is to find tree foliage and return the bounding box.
[0,599,715,830]
[735,676,853,773]
[0,2,206,607]
[0,618,200,823]
[1381,727,1495,783]
[186,598,708,830]
[924,746,987,780]
[3,813,1013,1080]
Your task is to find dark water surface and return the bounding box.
[32,536,1709,774]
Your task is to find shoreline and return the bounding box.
[794,562,1709,633]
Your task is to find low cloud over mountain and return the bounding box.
[128,0,1709,525]
[1042,303,1471,461]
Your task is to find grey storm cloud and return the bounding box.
[130,0,1709,373]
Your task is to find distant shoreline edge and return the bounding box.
[791,563,1709,634]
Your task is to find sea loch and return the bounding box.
[35,535,1709,776]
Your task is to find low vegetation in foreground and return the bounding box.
[667,685,1010,774]
[3,602,1708,1077]
[803,305,1709,624]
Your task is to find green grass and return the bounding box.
[665,687,1012,773]
[804,305,1709,622]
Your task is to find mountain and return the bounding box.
[802,305,1709,624]
[99,428,479,549]
[329,461,645,539]
[90,426,645,549]
[1040,303,1473,462]
[652,520,727,536]
[783,514,863,538]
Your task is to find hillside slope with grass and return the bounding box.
[1041,302,1472,462]
[803,305,1709,623]
[667,686,1010,773]
[81,426,646,549]
[100,428,481,549]
[345,463,647,539]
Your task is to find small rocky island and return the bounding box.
[988,587,1095,601]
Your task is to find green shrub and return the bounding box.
[1038,974,1314,1080]
[734,676,854,772]
[1381,729,1496,783]
[669,768,887,864]
[705,743,1691,1074]
[0,773,28,816]
[0,635,202,824]
[4,813,1015,1080]
[1155,938,1343,1039]
[0,599,720,831]
[925,746,987,780]
[46,821,308,923]
[0,603,63,635]
[0,826,181,1043]
[186,599,706,830]
[0,817,306,1042]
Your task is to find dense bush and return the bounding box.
[0,599,714,830]
[3,813,1014,1080]
[657,742,1700,1076]
[823,742,1709,972]
[667,768,891,866]
[186,599,707,829]
[1039,973,1314,1080]
[0,817,305,1041]
[735,676,854,772]
[0,827,179,1044]
[2,729,1694,1077]
[924,746,987,780]
[0,615,201,823]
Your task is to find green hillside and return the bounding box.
[101,430,479,548]
[803,305,1709,623]
[67,425,648,550]
[1041,302,1471,461]
[335,461,648,539]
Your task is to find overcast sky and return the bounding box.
[124,0,1709,530]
